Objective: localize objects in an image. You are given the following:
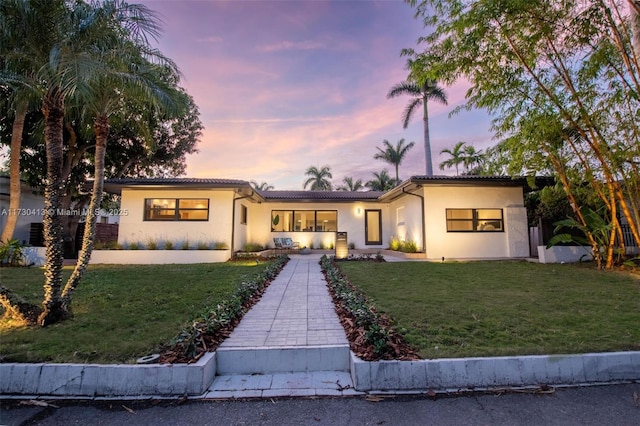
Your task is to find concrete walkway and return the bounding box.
[208,254,359,398]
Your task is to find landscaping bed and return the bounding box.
[338,261,640,359]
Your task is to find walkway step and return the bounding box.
[216,345,350,375]
[206,371,362,399]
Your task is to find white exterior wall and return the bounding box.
[247,202,390,250]
[388,195,424,251]
[118,189,235,248]
[423,186,528,259]
[0,178,45,245]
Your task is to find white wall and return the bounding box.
[118,189,235,248]
[388,195,424,251]
[423,186,528,259]
[0,177,45,245]
[247,201,390,250]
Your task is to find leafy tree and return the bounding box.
[387,79,447,176]
[0,0,184,324]
[366,170,397,191]
[303,165,332,191]
[250,180,274,191]
[406,0,640,268]
[336,176,364,191]
[439,141,466,175]
[373,138,415,181]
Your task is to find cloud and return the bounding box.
[256,40,327,52]
[195,36,223,43]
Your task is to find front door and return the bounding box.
[365,209,382,245]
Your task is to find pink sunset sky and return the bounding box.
[139,0,495,190]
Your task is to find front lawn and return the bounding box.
[338,261,640,359]
[0,261,269,363]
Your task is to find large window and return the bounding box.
[271,210,337,232]
[145,198,209,221]
[446,209,503,232]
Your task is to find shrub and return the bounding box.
[181,240,190,250]
[389,236,401,251]
[196,241,210,250]
[401,240,418,253]
[147,239,158,250]
[348,242,355,250]
[129,242,141,250]
[164,241,174,250]
[0,239,25,267]
[244,242,264,252]
[213,241,229,250]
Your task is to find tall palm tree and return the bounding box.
[439,141,467,176]
[336,176,364,191]
[373,138,415,182]
[250,180,274,191]
[365,170,397,191]
[387,79,447,177]
[303,165,333,190]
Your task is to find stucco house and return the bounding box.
[100,175,541,261]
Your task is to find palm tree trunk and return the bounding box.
[62,115,108,313]
[422,96,433,176]
[38,88,68,326]
[0,102,27,243]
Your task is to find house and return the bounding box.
[101,175,542,261]
[0,176,46,245]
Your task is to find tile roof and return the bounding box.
[259,190,384,201]
[104,178,250,186]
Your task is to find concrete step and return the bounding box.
[215,345,350,375]
[206,370,362,398]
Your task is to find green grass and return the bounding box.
[0,261,268,364]
[338,261,640,359]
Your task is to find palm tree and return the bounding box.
[61,24,185,312]
[250,180,274,191]
[365,170,397,191]
[1,0,166,325]
[461,144,485,174]
[631,0,640,59]
[303,165,333,190]
[0,0,51,243]
[387,79,447,176]
[439,141,467,175]
[373,138,415,182]
[336,177,364,191]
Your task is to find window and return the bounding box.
[271,210,337,232]
[144,198,209,221]
[240,204,248,225]
[446,209,503,232]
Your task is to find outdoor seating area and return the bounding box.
[273,237,300,254]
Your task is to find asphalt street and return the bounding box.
[2,383,639,426]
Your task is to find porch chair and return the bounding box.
[282,237,300,254]
[273,237,284,254]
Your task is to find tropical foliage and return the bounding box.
[0,0,195,325]
[250,180,274,191]
[373,138,415,182]
[387,79,447,176]
[439,141,485,175]
[336,177,364,191]
[303,165,333,190]
[406,0,640,268]
[366,170,397,191]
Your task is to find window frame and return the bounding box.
[271,209,338,232]
[445,208,504,233]
[144,198,210,221]
[240,204,248,225]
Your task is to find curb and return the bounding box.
[350,351,640,391]
[1,351,639,398]
[0,353,216,397]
